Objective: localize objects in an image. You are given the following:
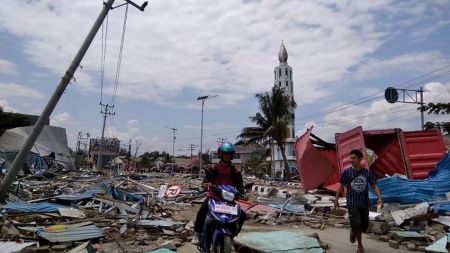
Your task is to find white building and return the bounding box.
[269,42,297,176]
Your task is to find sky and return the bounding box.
[0,0,449,156]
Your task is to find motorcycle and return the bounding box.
[198,184,244,253]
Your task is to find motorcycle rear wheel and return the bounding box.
[214,235,232,253]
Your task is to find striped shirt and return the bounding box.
[340,167,376,208]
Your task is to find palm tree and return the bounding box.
[238,86,296,180]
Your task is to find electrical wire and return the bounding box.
[100,14,109,103]
[298,65,450,121]
[111,3,129,106]
[62,94,87,130]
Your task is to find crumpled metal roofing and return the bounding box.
[369,153,450,204]
[37,224,103,242]
[3,202,67,213]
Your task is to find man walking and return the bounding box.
[334,149,383,253]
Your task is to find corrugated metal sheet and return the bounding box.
[236,200,276,215]
[294,127,446,192]
[335,126,368,171]
[294,128,336,191]
[402,130,447,179]
[369,154,450,204]
[320,149,340,187]
[3,202,67,213]
[336,127,445,180]
[37,224,103,242]
[365,129,407,178]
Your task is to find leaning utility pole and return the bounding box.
[96,102,115,170]
[0,0,148,202]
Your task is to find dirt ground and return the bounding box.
[177,224,410,253]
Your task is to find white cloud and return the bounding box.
[51,112,72,126]
[104,119,171,154]
[298,82,450,141]
[0,99,18,112]
[352,51,449,81]
[410,20,450,40]
[0,82,44,99]
[0,0,444,107]
[0,58,17,75]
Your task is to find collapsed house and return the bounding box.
[0,125,74,175]
[295,126,447,192]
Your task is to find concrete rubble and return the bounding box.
[0,154,449,252]
[0,171,206,252]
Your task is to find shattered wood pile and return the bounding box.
[0,171,204,252]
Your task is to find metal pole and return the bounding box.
[199,100,204,177]
[0,0,116,201]
[97,108,107,170]
[172,129,176,158]
[420,87,424,130]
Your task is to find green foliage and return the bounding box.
[238,86,296,180]
[242,157,270,178]
[139,151,173,167]
[201,152,211,164]
[419,102,450,134]
[419,102,450,114]
[424,122,450,135]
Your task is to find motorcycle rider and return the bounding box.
[191,142,246,245]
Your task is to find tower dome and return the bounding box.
[278,42,288,63]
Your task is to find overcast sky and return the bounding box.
[0,0,449,155]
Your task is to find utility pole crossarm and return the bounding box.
[0,0,148,202]
[97,103,115,170]
[385,87,426,129]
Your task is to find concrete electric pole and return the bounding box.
[170,128,178,159]
[97,102,115,170]
[0,0,148,202]
[188,144,196,161]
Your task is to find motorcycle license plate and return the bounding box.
[214,203,238,215]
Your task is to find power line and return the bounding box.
[97,103,115,169]
[298,65,450,121]
[62,93,87,130]
[188,144,196,160]
[100,13,109,103]
[307,93,450,129]
[111,3,129,106]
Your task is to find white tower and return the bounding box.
[271,42,296,176]
[274,42,295,139]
